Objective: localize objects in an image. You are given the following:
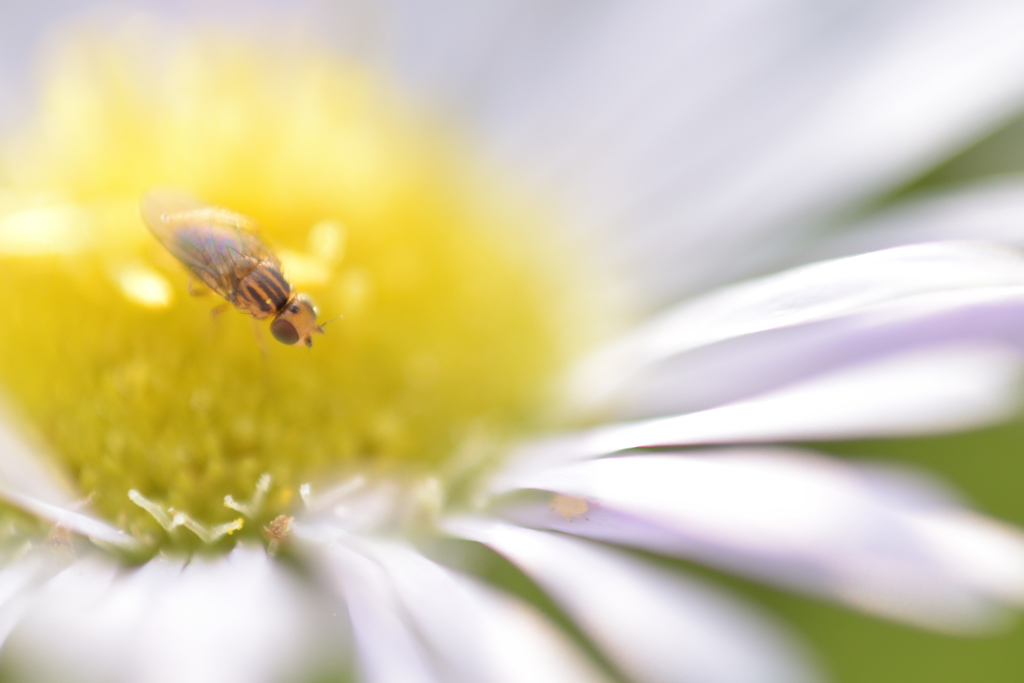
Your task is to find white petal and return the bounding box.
[601,286,1024,418]
[358,541,484,682]
[519,344,1024,473]
[629,2,1024,298]
[0,416,77,506]
[246,3,1024,304]
[313,539,441,683]
[446,518,821,683]
[567,241,1024,415]
[0,417,139,550]
[456,577,614,683]
[494,449,1024,631]
[0,493,143,551]
[0,552,64,646]
[360,539,612,683]
[4,547,324,683]
[435,2,1024,300]
[300,530,610,683]
[321,3,1024,306]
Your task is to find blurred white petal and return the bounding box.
[299,528,610,683]
[357,538,612,683]
[0,416,77,506]
[0,495,142,552]
[494,449,1024,631]
[646,282,1024,418]
[0,553,63,646]
[417,2,1024,300]
[517,344,1023,472]
[0,418,139,550]
[4,547,322,683]
[632,0,1024,298]
[315,539,441,683]
[446,518,821,683]
[604,286,1024,418]
[455,577,614,683]
[568,241,1024,415]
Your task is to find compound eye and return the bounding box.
[270,318,300,345]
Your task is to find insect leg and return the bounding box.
[187,275,212,297]
[250,318,267,356]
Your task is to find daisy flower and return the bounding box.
[2,3,1024,683]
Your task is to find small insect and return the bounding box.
[141,189,325,347]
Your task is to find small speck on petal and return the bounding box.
[497,448,1024,631]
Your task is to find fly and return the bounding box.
[141,189,325,347]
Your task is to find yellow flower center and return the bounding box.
[0,34,593,555]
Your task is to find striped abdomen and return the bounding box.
[232,261,294,319]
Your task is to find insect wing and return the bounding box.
[142,193,279,300]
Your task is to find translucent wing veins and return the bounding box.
[141,191,282,304]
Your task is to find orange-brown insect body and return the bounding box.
[141,190,325,347]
